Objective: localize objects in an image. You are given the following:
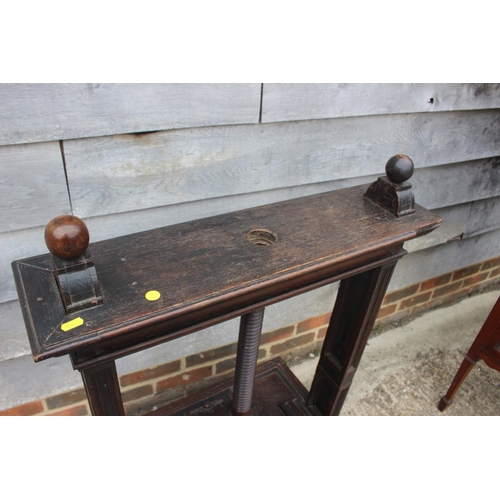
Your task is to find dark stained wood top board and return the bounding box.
[12,184,442,368]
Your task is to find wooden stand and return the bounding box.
[438,294,500,411]
[12,156,442,416]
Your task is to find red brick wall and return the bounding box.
[377,256,500,327]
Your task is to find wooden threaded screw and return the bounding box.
[231,308,265,416]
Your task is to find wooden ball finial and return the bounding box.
[385,154,414,184]
[45,215,90,260]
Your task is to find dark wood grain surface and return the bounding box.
[13,184,442,365]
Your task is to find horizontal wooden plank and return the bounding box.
[412,156,500,210]
[262,83,500,123]
[390,227,500,291]
[2,154,498,304]
[0,142,71,233]
[81,158,500,243]
[84,177,378,242]
[464,196,500,238]
[404,203,471,253]
[0,83,261,146]
[1,226,47,303]
[0,300,31,362]
[64,110,500,218]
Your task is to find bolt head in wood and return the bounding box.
[45,215,90,260]
[385,154,414,184]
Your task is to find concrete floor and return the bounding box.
[291,288,500,416]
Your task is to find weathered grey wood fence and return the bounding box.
[1,83,499,409]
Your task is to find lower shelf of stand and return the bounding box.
[146,358,321,416]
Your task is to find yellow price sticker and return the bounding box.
[145,290,161,301]
[61,317,84,332]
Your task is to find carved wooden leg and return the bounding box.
[77,359,125,416]
[437,357,476,411]
[307,262,398,415]
[231,308,265,416]
[438,294,500,411]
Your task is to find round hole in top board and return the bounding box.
[246,229,278,246]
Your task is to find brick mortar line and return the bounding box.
[129,329,325,399]
[148,368,209,393]
[383,260,500,306]
[40,400,90,416]
[40,398,49,413]
[44,398,90,415]
[380,271,500,324]
[147,328,320,388]
[123,326,316,389]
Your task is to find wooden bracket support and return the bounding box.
[52,250,103,314]
[364,154,415,217]
[45,215,103,314]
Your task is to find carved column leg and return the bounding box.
[307,261,398,415]
[231,308,265,416]
[75,358,125,416]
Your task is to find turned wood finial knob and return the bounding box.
[45,215,90,260]
[385,154,414,184]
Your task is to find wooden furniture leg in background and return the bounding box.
[307,261,398,415]
[438,294,500,412]
[72,357,125,416]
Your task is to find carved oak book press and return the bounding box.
[12,155,442,416]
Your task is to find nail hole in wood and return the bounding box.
[246,229,278,246]
[428,97,434,104]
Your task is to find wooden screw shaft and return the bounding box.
[231,308,265,416]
